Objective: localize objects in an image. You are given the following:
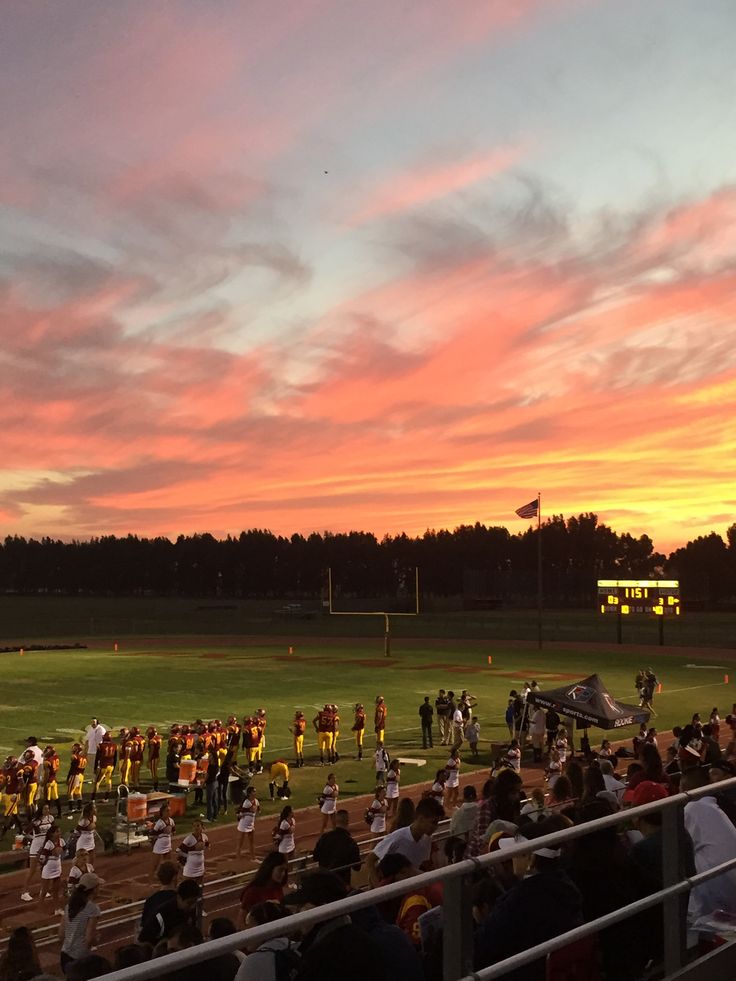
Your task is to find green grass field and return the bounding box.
[2,633,735,850]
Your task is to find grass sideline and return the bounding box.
[1,635,735,851]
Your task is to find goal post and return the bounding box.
[327,566,420,657]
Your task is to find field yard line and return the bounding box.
[655,682,729,696]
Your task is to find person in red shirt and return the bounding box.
[236,852,289,928]
[290,711,306,768]
[66,743,87,813]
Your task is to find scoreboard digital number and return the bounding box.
[597,579,681,617]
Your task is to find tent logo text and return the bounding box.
[567,685,594,702]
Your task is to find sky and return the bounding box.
[1,0,735,555]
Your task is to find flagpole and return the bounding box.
[537,491,543,650]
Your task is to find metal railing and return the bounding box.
[68,777,736,981]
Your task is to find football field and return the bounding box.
[2,634,734,843]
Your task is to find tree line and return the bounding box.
[0,514,734,608]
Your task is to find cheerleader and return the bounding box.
[320,773,339,832]
[20,804,54,902]
[445,749,461,807]
[429,769,446,807]
[545,747,562,789]
[505,739,521,774]
[385,760,401,817]
[236,786,260,861]
[555,728,568,766]
[179,819,209,885]
[39,825,65,913]
[150,801,175,876]
[67,847,95,895]
[274,805,295,856]
[368,786,388,835]
[710,708,721,743]
[75,802,97,866]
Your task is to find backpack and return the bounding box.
[273,943,301,981]
[249,942,301,981]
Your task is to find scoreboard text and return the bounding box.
[596,579,681,617]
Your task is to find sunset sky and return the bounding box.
[1,0,735,554]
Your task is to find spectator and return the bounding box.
[375,853,442,947]
[474,818,583,980]
[629,743,671,793]
[450,785,479,842]
[519,788,548,825]
[349,898,425,981]
[237,852,289,927]
[113,945,150,969]
[599,759,626,803]
[547,775,575,820]
[629,781,695,892]
[140,860,179,929]
[682,766,736,916]
[544,707,560,751]
[283,870,384,981]
[581,763,606,805]
[504,699,515,740]
[0,926,41,981]
[368,797,444,882]
[701,724,723,766]
[389,797,415,832]
[209,917,245,964]
[418,697,434,749]
[313,809,362,886]
[563,759,584,801]
[235,901,295,981]
[468,772,522,858]
[59,874,103,976]
[138,879,201,945]
[568,800,659,980]
[65,954,112,981]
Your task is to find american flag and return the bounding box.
[515,499,538,519]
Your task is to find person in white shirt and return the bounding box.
[682,768,736,917]
[24,738,43,767]
[84,719,107,760]
[374,743,389,784]
[367,796,444,884]
[449,785,478,841]
[505,739,521,773]
[451,707,464,747]
[385,760,400,817]
[599,760,626,803]
[529,708,546,763]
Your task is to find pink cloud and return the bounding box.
[348,146,524,225]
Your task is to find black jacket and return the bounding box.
[474,871,583,981]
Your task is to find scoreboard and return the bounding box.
[597,579,681,617]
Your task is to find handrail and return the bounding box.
[76,775,736,981]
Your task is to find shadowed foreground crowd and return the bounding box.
[4,707,736,981]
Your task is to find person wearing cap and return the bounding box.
[59,871,103,973]
[283,870,384,981]
[628,780,682,892]
[475,819,583,978]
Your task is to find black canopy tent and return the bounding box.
[525,673,650,732]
